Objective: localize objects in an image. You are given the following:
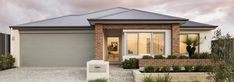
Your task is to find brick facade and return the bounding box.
[95,24,181,60]
[139,59,212,67]
[171,24,180,55]
[95,24,104,60]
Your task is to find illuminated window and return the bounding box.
[180,33,199,54]
[153,33,165,55]
[139,33,151,55]
[126,32,165,55]
[127,33,138,55]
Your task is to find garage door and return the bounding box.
[20,31,95,67]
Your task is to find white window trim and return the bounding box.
[123,30,171,59]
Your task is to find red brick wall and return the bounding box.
[139,59,212,67]
[95,24,104,60]
[102,24,171,29]
[171,24,180,55]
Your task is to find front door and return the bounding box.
[107,37,120,62]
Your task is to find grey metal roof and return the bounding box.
[89,9,187,21]
[13,7,130,27]
[181,21,217,28]
[11,7,217,29]
[16,15,90,27]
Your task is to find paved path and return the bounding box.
[0,67,86,82]
[110,65,135,82]
[0,66,135,82]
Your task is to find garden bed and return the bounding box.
[139,59,211,67]
[133,70,211,82]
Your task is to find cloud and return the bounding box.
[0,0,233,35]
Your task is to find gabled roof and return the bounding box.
[89,9,187,21]
[10,7,217,29]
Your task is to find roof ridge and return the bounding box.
[15,15,76,26]
[131,9,187,20]
[71,7,130,16]
[89,10,130,19]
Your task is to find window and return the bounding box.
[139,33,151,55]
[127,33,138,55]
[153,33,165,55]
[126,32,165,55]
[180,33,199,54]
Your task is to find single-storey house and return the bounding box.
[10,7,217,67]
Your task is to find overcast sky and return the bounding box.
[0,0,233,36]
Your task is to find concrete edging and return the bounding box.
[133,70,211,82]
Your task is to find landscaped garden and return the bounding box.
[122,30,234,82]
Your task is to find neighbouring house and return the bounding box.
[10,7,217,67]
[212,38,234,53]
[0,33,10,55]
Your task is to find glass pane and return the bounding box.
[153,33,165,55]
[107,37,119,62]
[127,33,138,55]
[139,33,151,55]
[189,34,199,41]
[180,34,187,54]
[188,34,199,53]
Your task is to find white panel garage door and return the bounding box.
[20,31,95,67]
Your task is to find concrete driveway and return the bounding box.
[0,67,86,82]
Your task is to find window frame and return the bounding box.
[125,32,166,56]
[179,33,200,54]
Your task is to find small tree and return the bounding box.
[209,29,234,82]
[183,38,199,57]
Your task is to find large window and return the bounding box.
[126,32,165,55]
[180,33,199,54]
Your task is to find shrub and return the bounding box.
[194,65,205,72]
[143,75,154,82]
[167,55,177,59]
[144,66,160,73]
[192,80,201,82]
[144,66,155,73]
[122,58,139,69]
[0,54,15,70]
[155,74,172,82]
[191,53,200,59]
[184,65,193,72]
[154,55,165,59]
[179,55,189,59]
[204,65,213,72]
[199,52,211,59]
[172,65,181,72]
[154,66,160,72]
[88,78,107,82]
[161,66,171,72]
[143,55,154,59]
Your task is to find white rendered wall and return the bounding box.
[180,30,213,53]
[10,28,20,67]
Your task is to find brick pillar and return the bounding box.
[95,24,104,60]
[171,24,180,55]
